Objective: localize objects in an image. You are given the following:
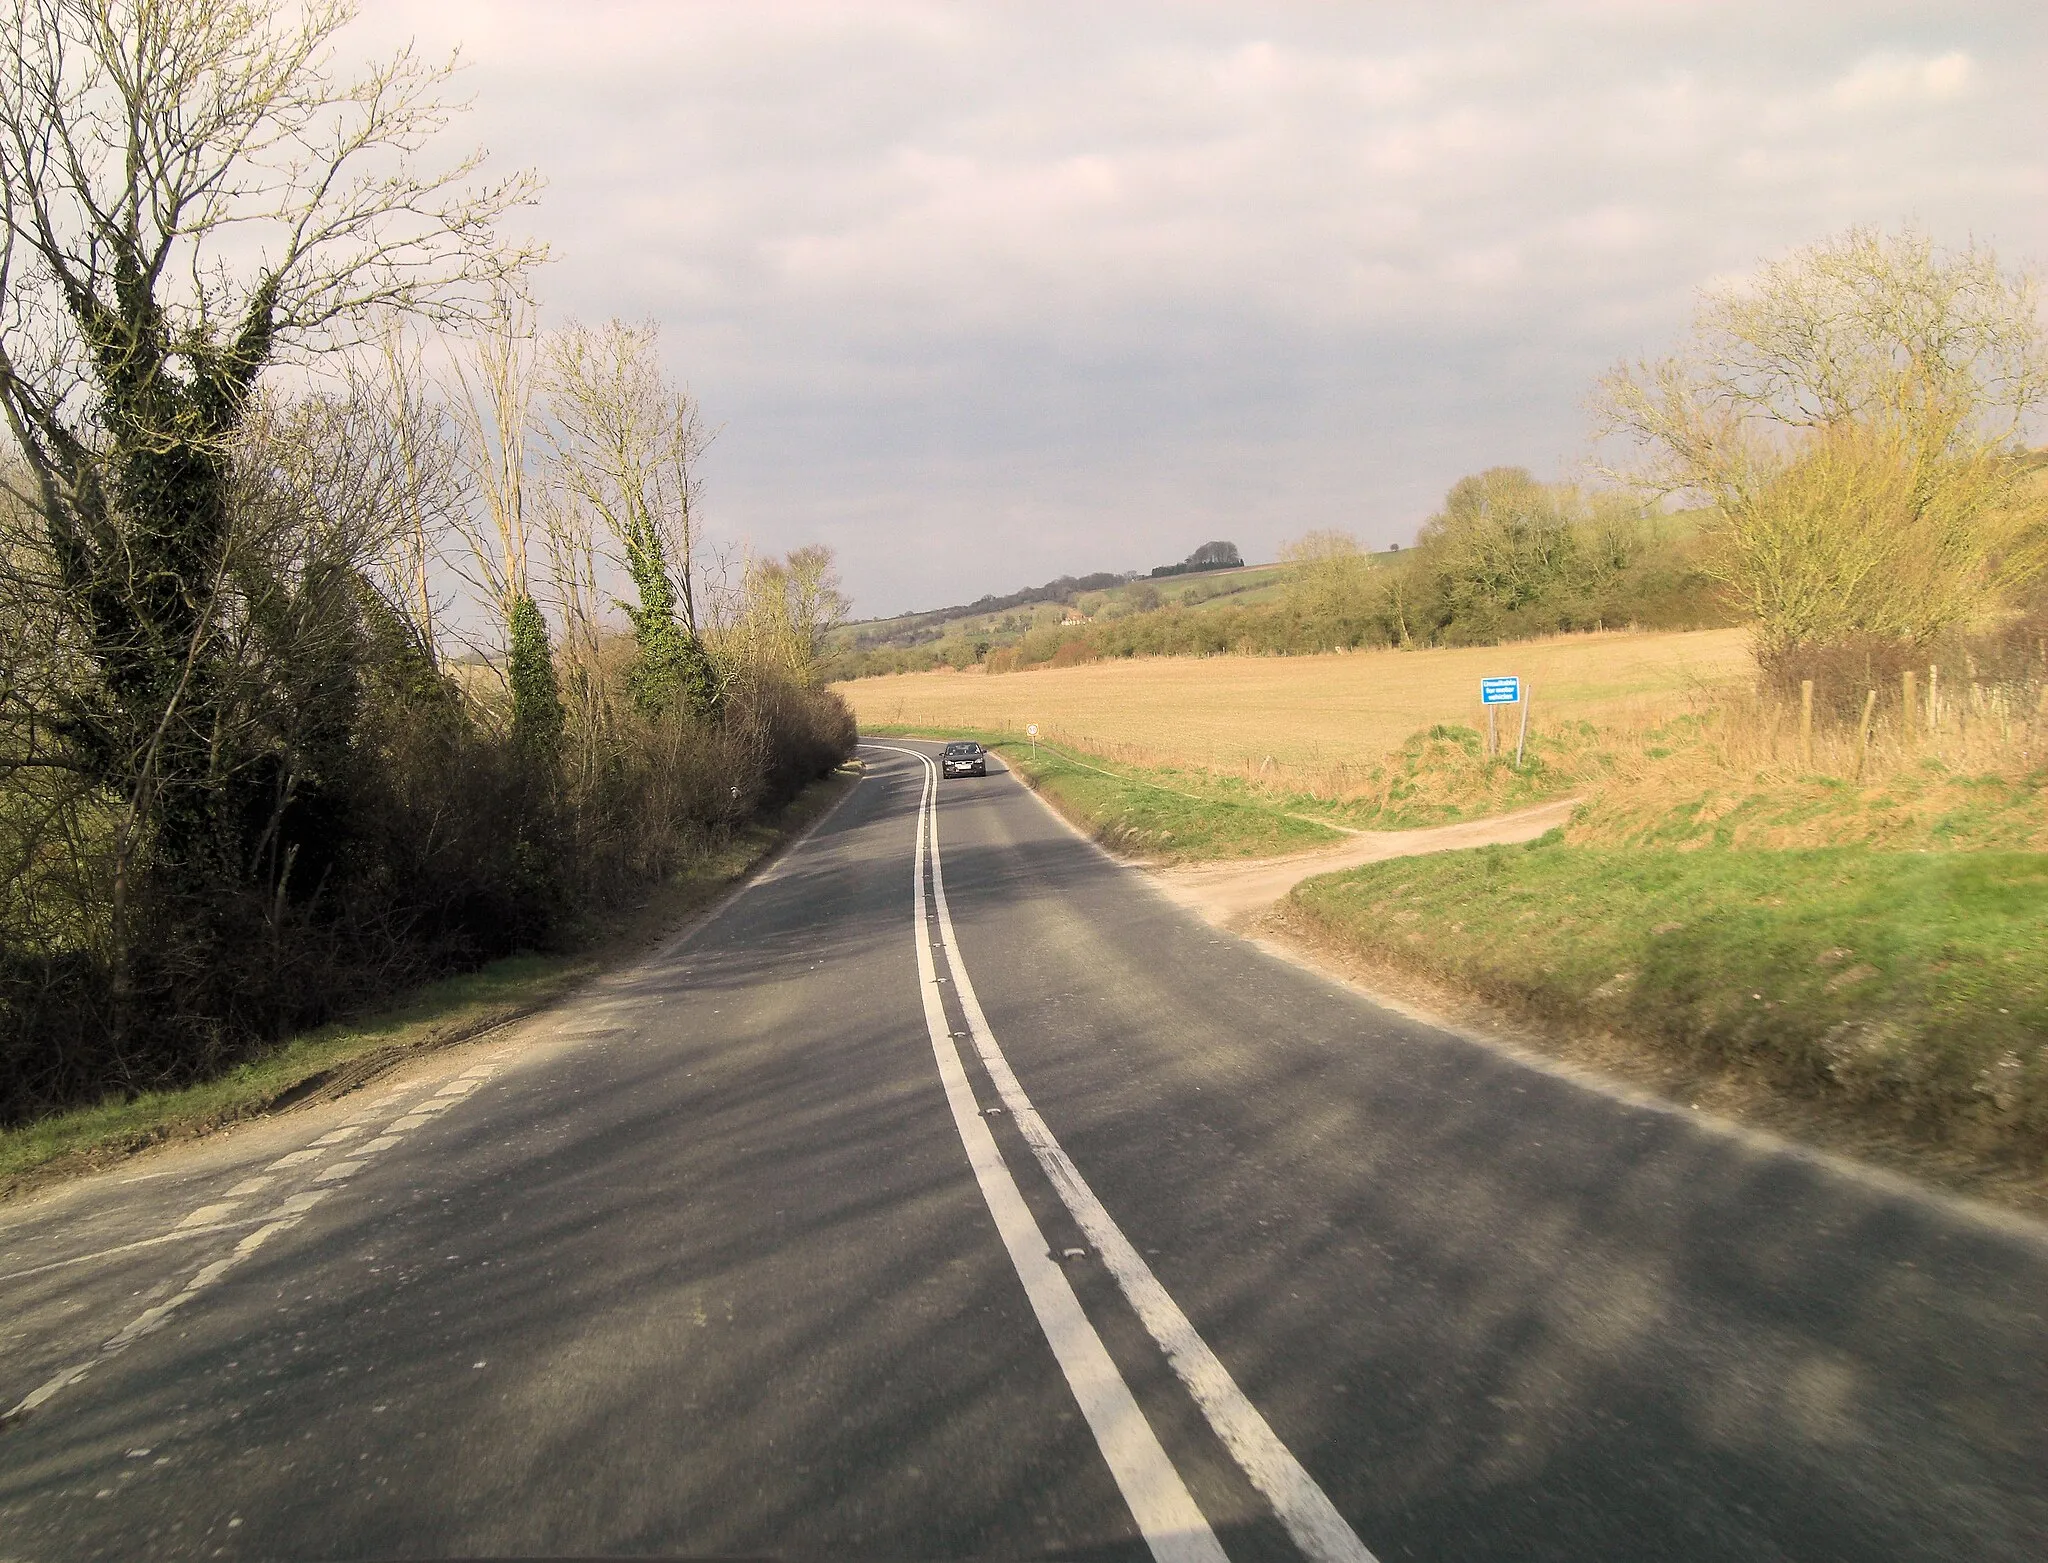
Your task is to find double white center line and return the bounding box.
[881,744,1378,1563]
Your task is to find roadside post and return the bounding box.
[1480,676,1520,760]
[1027,722,1038,759]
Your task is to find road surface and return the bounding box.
[1,739,2043,1561]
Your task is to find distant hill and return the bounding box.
[839,542,1252,654]
[827,555,1289,676]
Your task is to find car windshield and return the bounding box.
[946,743,980,755]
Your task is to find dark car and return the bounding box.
[943,741,987,778]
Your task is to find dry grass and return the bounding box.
[839,626,1754,775]
[850,624,2048,851]
[1558,686,2048,851]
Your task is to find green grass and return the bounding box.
[863,725,1344,861]
[1292,836,2048,1156]
[868,719,1577,839]
[0,768,859,1199]
[1008,743,1344,861]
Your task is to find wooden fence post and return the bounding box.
[1854,688,1877,780]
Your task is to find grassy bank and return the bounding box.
[1292,836,2048,1164]
[0,768,859,1199]
[895,721,1578,842]
[1004,741,1344,861]
[868,726,1344,861]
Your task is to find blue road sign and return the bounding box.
[1481,676,1521,704]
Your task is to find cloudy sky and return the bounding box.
[355,1,2046,617]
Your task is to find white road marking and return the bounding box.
[261,1190,333,1220]
[880,743,1383,1563]
[4,1193,331,1422]
[175,1202,241,1230]
[893,747,1226,1563]
[1,1061,471,1421]
[0,1222,266,1283]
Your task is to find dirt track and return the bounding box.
[1148,796,1579,927]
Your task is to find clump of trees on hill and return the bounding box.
[1061,487,1719,665]
[0,0,852,1124]
[1149,540,1243,577]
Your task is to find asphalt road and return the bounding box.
[1,739,2044,1561]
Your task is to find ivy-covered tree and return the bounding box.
[0,0,537,1019]
[621,519,714,719]
[507,594,565,758]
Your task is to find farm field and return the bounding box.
[839,625,1754,769]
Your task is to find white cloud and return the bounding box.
[345,2,2048,611]
[1830,49,1973,109]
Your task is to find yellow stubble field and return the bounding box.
[837,626,1756,771]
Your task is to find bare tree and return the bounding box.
[531,484,606,690]
[357,316,468,665]
[1595,226,2048,652]
[1282,529,1373,627]
[447,291,576,754]
[542,317,714,716]
[728,545,849,687]
[447,291,543,634]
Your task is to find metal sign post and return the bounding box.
[1480,677,1521,762]
[1027,722,1038,758]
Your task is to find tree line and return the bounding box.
[831,481,1728,677]
[0,0,852,1124]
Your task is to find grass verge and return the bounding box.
[0,767,860,1201]
[1290,834,2048,1172]
[864,725,1344,861]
